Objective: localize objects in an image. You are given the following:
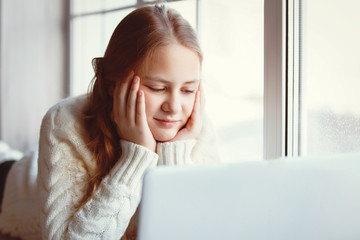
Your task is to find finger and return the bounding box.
[194,90,202,120]
[127,76,140,123]
[113,79,127,122]
[187,90,201,129]
[119,71,135,117]
[199,80,205,116]
[136,90,147,126]
[112,81,120,118]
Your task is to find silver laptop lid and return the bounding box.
[138,154,360,240]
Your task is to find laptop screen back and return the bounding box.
[137,154,360,240]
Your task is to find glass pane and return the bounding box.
[301,0,360,155]
[72,0,135,15]
[104,0,136,10]
[71,0,103,15]
[71,15,105,95]
[71,10,134,95]
[200,0,264,162]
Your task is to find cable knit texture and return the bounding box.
[0,94,220,239]
[157,140,197,166]
[0,150,40,240]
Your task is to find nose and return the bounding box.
[161,92,182,114]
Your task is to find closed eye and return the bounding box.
[147,86,165,92]
[182,89,195,94]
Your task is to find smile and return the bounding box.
[154,118,179,128]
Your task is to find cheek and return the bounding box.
[142,91,160,116]
[183,96,196,117]
[143,94,153,116]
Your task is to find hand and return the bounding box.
[170,82,204,141]
[112,71,156,152]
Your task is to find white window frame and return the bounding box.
[264,0,304,160]
[285,0,302,157]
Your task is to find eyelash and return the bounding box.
[148,87,165,92]
[147,86,195,94]
[182,90,195,94]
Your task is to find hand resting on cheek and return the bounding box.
[168,82,204,142]
[113,70,204,152]
[112,71,157,152]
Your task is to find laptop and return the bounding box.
[137,154,360,240]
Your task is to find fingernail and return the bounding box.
[134,76,139,83]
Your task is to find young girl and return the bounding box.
[0,5,219,240]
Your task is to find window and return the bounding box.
[200,0,264,161]
[287,0,360,156]
[70,0,264,162]
[69,0,360,160]
[300,0,360,156]
[70,1,135,95]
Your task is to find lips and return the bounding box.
[154,118,179,128]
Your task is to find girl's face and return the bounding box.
[137,44,201,142]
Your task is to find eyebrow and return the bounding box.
[142,76,200,84]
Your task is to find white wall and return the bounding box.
[0,0,67,152]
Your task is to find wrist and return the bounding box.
[144,140,156,153]
[157,139,197,166]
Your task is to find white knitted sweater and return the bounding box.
[0,95,219,239]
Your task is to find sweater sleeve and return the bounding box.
[38,105,158,240]
[156,139,197,166]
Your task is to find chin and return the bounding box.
[153,131,178,142]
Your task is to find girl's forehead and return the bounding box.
[137,44,201,85]
[137,44,201,73]
[141,76,200,85]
